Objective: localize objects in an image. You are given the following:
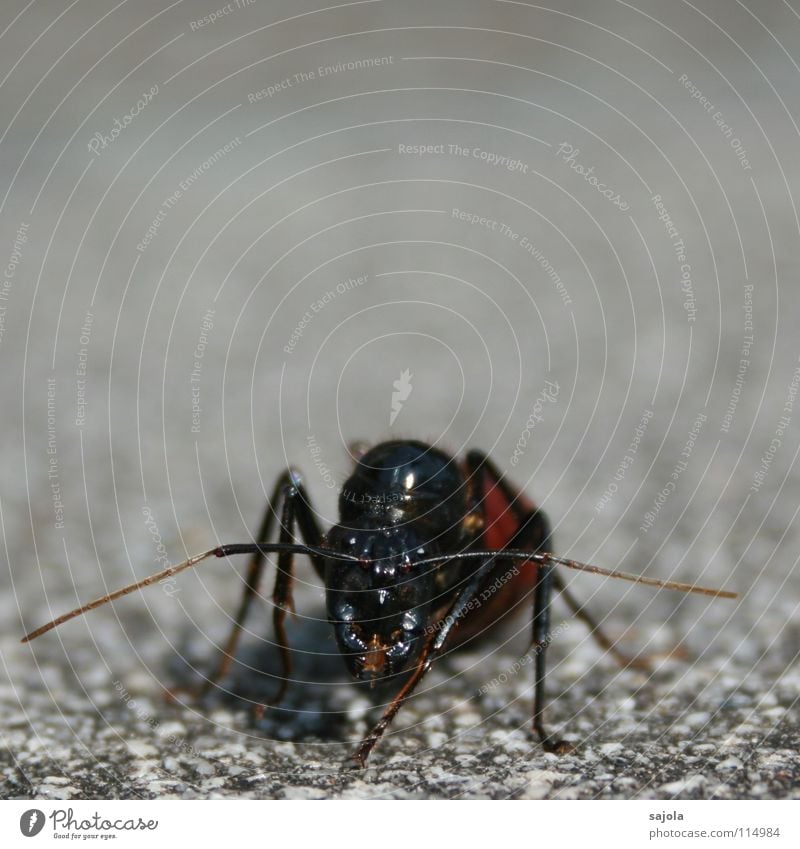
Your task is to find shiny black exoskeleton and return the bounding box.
[206,437,569,766]
[325,442,469,685]
[24,440,568,766]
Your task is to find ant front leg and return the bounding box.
[466,452,668,672]
[531,562,573,753]
[465,450,659,750]
[191,471,324,713]
[262,474,325,712]
[351,553,502,769]
[464,450,570,753]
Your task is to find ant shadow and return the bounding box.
[167,611,397,743]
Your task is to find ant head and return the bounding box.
[324,527,436,685]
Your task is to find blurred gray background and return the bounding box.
[1,0,798,799]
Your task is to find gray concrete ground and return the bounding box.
[1,0,799,799]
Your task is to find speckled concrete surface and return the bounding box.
[5,614,800,799]
[2,0,800,800]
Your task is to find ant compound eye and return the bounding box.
[329,597,356,623]
[401,609,424,635]
[336,622,367,654]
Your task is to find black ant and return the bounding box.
[22,440,736,767]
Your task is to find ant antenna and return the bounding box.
[21,543,356,643]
